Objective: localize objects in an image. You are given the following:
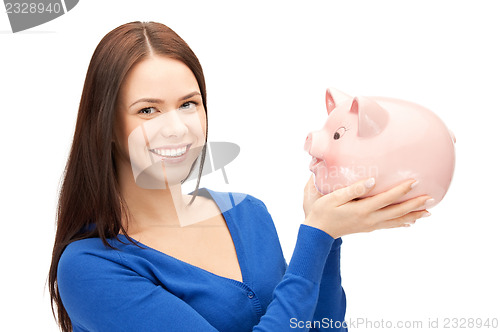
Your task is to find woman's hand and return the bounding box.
[303,175,432,239]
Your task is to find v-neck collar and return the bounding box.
[196,188,249,285]
[117,187,249,286]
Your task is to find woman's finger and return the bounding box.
[304,175,322,199]
[362,179,416,211]
[325,177,377,206]
[374,194,433,220]
[303,174,325,218]
[376,209,431,230]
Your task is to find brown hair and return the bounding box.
[48,21,208,331]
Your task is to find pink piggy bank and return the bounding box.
[304,88,456,208]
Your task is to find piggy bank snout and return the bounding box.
[304,131,324,158]
[304,132,312,152]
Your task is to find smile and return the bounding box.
[150,144,191,158]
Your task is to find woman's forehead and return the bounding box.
[119,56,199,104]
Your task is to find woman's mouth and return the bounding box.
[149,144,192,163]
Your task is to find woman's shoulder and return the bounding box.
[58,237,126,280]
[200,187,278,234]
[61,237,119,257]
[198,187,270,213]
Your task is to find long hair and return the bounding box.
[48,21,208,331]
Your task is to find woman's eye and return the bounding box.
[179,101,197,111]
[138,107,157,116]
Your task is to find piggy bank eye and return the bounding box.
[333,127,346,140]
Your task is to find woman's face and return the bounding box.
[114,55,207,188]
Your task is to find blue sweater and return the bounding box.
[57,188,347,331]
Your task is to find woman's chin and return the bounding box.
[134,163,189,189]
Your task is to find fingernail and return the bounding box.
[424,198,435,209]
[410,180,419,189]
[421,211,431,218]
[364,178,375,188]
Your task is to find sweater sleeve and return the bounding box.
[310,238,348,331]
[253,224,344,331]
[246,195,347,331]
[57,242,219,332]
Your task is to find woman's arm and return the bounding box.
[57,243,220,332]
[253,223,337,331]
[301,176,431,331]
[310,238,347,331]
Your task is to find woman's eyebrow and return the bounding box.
[129,92,201,108]
[178,91,201,101]
[129,98,163,108]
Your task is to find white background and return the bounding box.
[1,1,499,331]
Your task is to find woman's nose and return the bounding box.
[160,111,188,139]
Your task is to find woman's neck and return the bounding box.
[117,162,197,233]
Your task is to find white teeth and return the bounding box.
[152,146,188,157]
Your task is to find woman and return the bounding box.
[48,21,431,331]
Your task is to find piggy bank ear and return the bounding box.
[350,96,389,137]
[326,88,352,115]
